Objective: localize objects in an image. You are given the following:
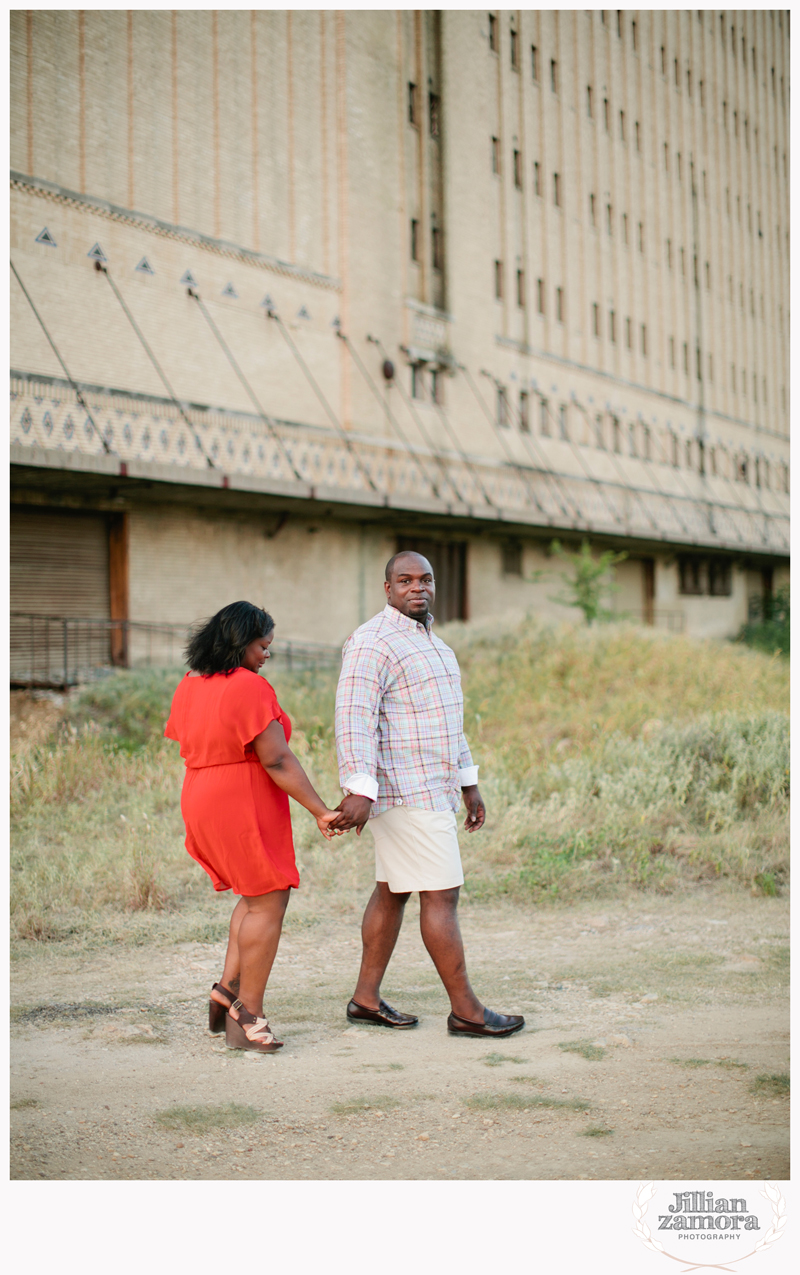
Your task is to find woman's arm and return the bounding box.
[252,720,338,835]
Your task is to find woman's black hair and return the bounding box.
[184,601,275,675]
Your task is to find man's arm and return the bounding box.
[457,732,485,831]
[332,636,384,833]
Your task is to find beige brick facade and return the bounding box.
[10,11,789,650]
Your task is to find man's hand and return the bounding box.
[330,793,373,836]
[462,785,486,833]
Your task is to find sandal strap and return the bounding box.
[230,1001,273,1044]
[211,982,237,1004]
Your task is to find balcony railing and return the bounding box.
[10,614,341,688]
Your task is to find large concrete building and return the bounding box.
[10,10,790,682]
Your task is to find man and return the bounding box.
[332,550,524,1038]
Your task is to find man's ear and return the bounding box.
[384,580,391,596]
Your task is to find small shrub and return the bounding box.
[581,1126,613,1137]
[465,1092,589,1112]
[558,1040,606,1061]
[481,1053,527,1067]
[155,1103,261,1134]
[749,1073,789,1097]
[11,1097,40,1109]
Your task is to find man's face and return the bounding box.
[385,553,435,621]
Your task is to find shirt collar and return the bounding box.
[384,603,434,634]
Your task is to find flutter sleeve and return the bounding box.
[228,672,283,749]
[164,678,185,742]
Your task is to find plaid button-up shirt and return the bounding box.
[335,605,477,817]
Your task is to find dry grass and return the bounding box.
[10,616,789,947]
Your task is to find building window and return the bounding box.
[682,342,688,374]
[679,559,704,596]
[670,433,679,467]
[643,425,651,460]
[553,173,561,206]
[606,203,613,235]
[559,404,568,440]
[555,287,564,322]
[592,303,600,337]
[540,398,550,436]
[595,413,605,448]
[619,110,625,141]
[408,83,418,126]
[491,136,500,173]
[609,310,616,343]
[494,260,503,299]
[625,316,632,349]
[587,85,593,118]
[496,385,508,426]
[622,212,628,243]
[687,440,695,471]
[488,12,497,52]
[641,324,647,356]
[516,269,525,307]
[628,422,637,456]
[429,93,440,137]
[589,193,596,225]
[431,226,442,271]
[677,152,682,181]
[617,10,622,37]
[705,261,710,289]
[410,219,419,261]
[708,562,732,597]
[533,161,541,196]
[550,59,558,93]
[669,337,675,368]
[660,45,666,75]
[638,222,644,252]
[411,365,424,400]
[431,369,443,405]
[603,97,610,131]
[536,277,545,314]
[687,68,692,96]
[501,540,523,576]
[631,20,637,51]
[510,26,519,69]
[666,238,672,268]
[699,79,704,109]
[519,391,530,433]
[635,120,641,151]
[664,142,669,171]
[531,44,539,82]
[674,57,679,87]
[513,149,522,188]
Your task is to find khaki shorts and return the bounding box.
[369,805,464,893]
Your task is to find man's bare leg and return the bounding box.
[351,882,411,1009]
[419,886,484,1022]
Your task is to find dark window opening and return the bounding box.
[408,83,418,125]
[519,391,529,433]
[488,13,497,52]
[501,540,523,576]
[431,225,442,271]
[410,219,419,261]
[708,561,732,596]
[513,149,522,188]
[679,559,704,596]
[531,44,539,82]
[494,259,503,299]
[516,269,525,307]
[429,93,440,137]
[510,27,518,69]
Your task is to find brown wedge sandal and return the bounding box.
[225,1000,284,1053]
[209,980,239,1034]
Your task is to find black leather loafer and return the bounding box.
[447,1008,525,1038]
[346,999,419,1029]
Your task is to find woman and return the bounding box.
[165,601,339,1053]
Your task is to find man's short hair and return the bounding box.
[384,550,433,582]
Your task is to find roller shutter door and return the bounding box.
[11,507,110,616]
[10,507,110,684]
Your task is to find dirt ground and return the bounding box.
[10,888,789,1181]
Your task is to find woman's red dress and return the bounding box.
[164,667,299,896]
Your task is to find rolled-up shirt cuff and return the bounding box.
[343,773,379,802]
[458,765,479,788]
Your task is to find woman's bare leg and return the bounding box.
[227,890,291,1019]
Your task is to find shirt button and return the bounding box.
[395,798,403,806]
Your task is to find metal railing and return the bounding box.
[10,614,341,688]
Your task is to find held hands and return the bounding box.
[316,810,342,840]
[328,793,373,837]
[462,785,486,833]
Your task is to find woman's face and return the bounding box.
[241,630,274,673]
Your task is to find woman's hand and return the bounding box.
[316,810,342,839]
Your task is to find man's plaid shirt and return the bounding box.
[335,605,477,817]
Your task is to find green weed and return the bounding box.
[481,1053,527,1067]
[749,1073,789,1097]
[465,1092,590,1112]
[558,1040,607,1061]
[11,1097,40,1109]
[581,1126,613,1137]
[154,1103,262,1134]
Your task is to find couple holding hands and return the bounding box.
[165,552,524,1054]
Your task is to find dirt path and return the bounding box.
[11,889,788,1181]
